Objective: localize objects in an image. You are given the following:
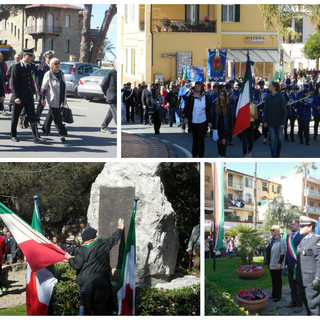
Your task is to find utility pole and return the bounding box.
[253,162,257,226]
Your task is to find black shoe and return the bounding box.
[314,136,317,141]
[11,137,19,142]
[306,141,310,145]
[300,140,303,144]
[273,298,280,302]
[285,137,289,141]
[60,137,66,142]
[34,137,46,144]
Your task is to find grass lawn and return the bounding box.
[205,256,288,296]
[0,305,27,316]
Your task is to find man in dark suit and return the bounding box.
[141,82,153,125]
[11,48,46,144]
[123,82,135,122]
[285,219,306,313]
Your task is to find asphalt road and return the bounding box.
[121,119,320,158]
[0,95,117,158]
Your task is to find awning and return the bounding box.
[227,49,292,63]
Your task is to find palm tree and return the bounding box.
[304,4,320,31]
[294,162,318,216]
[103,38,116,59]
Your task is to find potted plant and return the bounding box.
[236,287,268,313]
[161,18,171,32]
[237,264,264,279]
[170,24,179,32]
[156,25,161,32]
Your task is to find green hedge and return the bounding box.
[205,280,248,316]
[51,263,199,316]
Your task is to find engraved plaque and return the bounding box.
[99,187,136,269]
[177,52,192,79]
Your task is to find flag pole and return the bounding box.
[33,195,41,227]
[212,163,216,272]
[134,196,139,212]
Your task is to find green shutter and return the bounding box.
[235,5,240,22]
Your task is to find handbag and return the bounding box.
[212,129,219,141]
[254,127,262,141]
[61,103,74,124]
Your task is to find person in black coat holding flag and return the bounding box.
[65,218,124,315]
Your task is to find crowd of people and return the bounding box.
[205,216,320,315]
[0,49,116,145]
[122,68,320,157]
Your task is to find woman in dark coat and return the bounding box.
[212,90,233,157]
[184,81,212,158]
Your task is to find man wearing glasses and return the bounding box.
[297,216,320,315]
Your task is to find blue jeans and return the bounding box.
[268,126,283,157]
[168,107,180,126]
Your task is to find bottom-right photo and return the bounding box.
[205,161,320,316]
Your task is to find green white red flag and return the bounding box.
[232,54,253,136]
[26,197,58,315]
[116,201,137,315]
[0,202,65,272]
[212,163,224,251]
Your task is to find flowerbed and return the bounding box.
[237,287,267,301]
[238,264,263,272]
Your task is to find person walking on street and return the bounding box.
[263,81,287,157]
[165,85,180,127]
[100,58,117,134]
[0,234,7,294]
[11,49,46,144]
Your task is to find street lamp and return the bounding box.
[271,194,291,226]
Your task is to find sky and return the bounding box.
[77,4,117,61]
[225,162,320,180]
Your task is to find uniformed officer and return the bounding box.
[11,48,46,143]
[297,216,320,315]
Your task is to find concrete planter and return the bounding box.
[237,269,263,279]
[236,295,268,313]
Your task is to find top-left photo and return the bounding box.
[0,4,117,158]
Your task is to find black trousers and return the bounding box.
[191,121,207,158]
[11,101,37,137]
[298,120,310,144]
[126,104,135,122]
[42,108,67,136]
[152,111,161,134]
[284,116,296,140]
[287,267,303,307]
[269,268,282,300]
[314,115,320,139]
[143,106,149,124]
[82,275,112,315]
[241,122,255,155]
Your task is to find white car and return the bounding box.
[77,68,113,101]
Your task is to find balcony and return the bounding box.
[227,183,243,190]
[152,19,217,33]
[307,189,320,199]
[307,206,320,215]
[27,26,62,35]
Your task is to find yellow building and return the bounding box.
[204,163,282,231]
[121,4,280,86]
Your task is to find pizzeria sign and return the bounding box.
[246,37,265,43]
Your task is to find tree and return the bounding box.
[294,162,318,216]
[103,38,116,60]
[227,225,264,264]
[79,4,117,64]
[304,31,320,69]
[304,4,320,31]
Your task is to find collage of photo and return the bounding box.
[0,2,320,317]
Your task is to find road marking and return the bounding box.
[172,144,192,158]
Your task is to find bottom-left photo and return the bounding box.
[0,162,200,316]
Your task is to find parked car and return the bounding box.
[77,67,113,101]
[60,62,100,97]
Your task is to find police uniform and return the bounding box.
[311,83,320,141]
[10,49,45,143]
[297,217,320,315]
[283,85,296,142]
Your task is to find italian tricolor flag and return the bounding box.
[0,202,66,314]
[212,163,224,251]
[232,54,253,136]
[116,204,136,315]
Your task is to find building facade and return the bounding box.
[121,4,282,85]
[0,5,84,61]
[204,163,282,231]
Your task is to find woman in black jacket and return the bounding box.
[212,90,233,157]
[184,81,212,158]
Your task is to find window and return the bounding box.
[228,174,233,187]
[228,193,233,200]
[48,38,54,50]
[245,177,252,188]
[124,4,128,23]
[11,22,13,33]
[0,20,2,31]
[84,65,93,74]
[245,193,252,204]
[65,15,71,28]
[310,185,315,190]
[35,39,37,51]
[294,18,303,42]
[47,13,54,33]
[14,25,16,36]
[36,16,41,32]
[222,4,240,22]
[18,29,20,40]
[185,5,199,24]
[65,39,70,53]
[131,48,136,75]
[310,201,314,207]
[5,19,8,30]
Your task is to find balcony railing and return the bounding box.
[307,189,320,199]
[27,26,62,35]
[307,206,320,215]
[228,183,243,189]
[152,19,217,33]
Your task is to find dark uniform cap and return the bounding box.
[82,227,97,242]
[285,85,292,90]
[212,83,219,88]
[225,82,233,89]
[22,48,35,57]
[299,216,318,227]
[303,83,310,88]
[257,80,265,86]
[293,86,299,90]
[43,50,54,58]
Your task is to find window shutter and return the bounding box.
[235,5,240,22]
[221,5,224,22]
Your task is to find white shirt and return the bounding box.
[192,94,207,123]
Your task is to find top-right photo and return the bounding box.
[120,4,320,158]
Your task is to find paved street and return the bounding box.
[122,120,320,158]
[0,95,117,158]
